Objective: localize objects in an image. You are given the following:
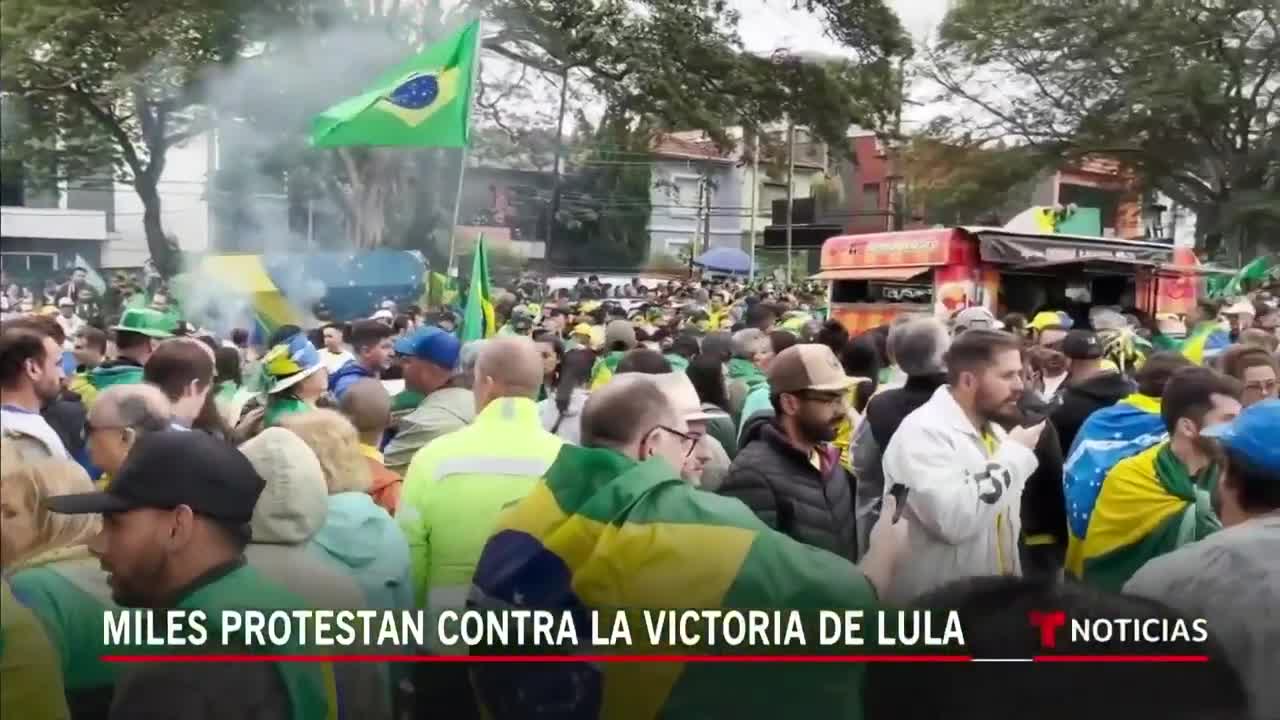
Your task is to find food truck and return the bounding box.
[815,226,1201,335]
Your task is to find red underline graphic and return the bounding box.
[100,653,1209,664]
[1033,655,1209,663]
[102,654,972,663]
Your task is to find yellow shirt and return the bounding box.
[359,443,384,464]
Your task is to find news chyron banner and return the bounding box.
[103,605,1214,661]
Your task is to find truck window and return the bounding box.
[832,279,933,305]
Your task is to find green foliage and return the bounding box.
[553,111,654,268]
[925,0,1279,258]
[0,0,295,274]
[901,137,1047,225]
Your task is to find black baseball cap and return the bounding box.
[45,431,265,524]
[1062,330,1104,360]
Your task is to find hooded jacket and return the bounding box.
[718,416,855,560]
[1051,370,1135,455]
[880,386,1039,603]
[239,428,368,611]
[309,493,412,611]
[87,358,143,392]
[328,359,376,401]
[238,429,390,720]
[726,358,768,422]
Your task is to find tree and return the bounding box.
[922,0,1279,261]
[0,0,295,276]
[899,137,1045,226]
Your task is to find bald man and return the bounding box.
[85,383,172,482]
[396,335,564,655]
[472,336,545,414]
[339,378,402,514]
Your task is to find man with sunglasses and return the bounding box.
[83,384,172,487]
[720,344,857,560]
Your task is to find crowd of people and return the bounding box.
[1,265,1278,719]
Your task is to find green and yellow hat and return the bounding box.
[112,308,176,339]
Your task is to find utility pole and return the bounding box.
[548,66,571,263]
[747,131,760,281]
[785,122,796,283]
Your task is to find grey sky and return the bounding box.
[733,0,949,54]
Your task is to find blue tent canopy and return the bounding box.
[693,247,751,275]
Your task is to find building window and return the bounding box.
[760,183,787,215]
[862,183,881,210]
[0,252,58,273]
[668,176,701,217]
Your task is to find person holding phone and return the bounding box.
[880,329,1046,604]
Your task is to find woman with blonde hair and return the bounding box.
[280,409,410,610]
[3,459,119,716]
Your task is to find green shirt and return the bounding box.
[0,580,70,720]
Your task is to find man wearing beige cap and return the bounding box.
[718,344,857,560]
[650,372,732,489]
[1222,300,1255,342]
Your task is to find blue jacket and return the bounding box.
[328,360,375,400]
[309,493,412,610]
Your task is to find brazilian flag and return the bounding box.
[1078,442,1220,591]
[308,20,479,147]
[469,445,881,719]
[460,236,495,341]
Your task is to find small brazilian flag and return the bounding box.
[308,20,479,147]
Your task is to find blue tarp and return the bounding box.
[694,247,751,275]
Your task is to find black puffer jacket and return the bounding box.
[1051,371,1135,455]
[718,416,856,560]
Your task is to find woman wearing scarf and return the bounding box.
[261,334,329,428]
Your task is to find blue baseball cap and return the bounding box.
[393,326,460,370]
[1202,399,1280,476]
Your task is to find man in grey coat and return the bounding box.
[851,318,951,559]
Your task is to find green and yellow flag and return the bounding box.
[469,445,880,718]
[460,236,494,341]
[308,20,479,148]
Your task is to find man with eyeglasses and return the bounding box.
[83,384,172,487]
[719,344,857,560]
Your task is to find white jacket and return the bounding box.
[879,386,1038,603]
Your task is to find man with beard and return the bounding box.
[45,431,340,718]
[881,330,1045,603]
[998,349,1068,577]
[719,344,857,560]
[1078,367,1242,591]
[0,322,68,460]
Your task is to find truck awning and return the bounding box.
[975,230,1173,266]
[811,266,932,281]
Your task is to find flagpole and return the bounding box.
[447,19,483,277]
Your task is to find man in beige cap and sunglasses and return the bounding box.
[718,344,857,560]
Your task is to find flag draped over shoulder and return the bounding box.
[1078,443,1220,591]
[460,237,494,341]
[308,20,479,148]
[1063,393,1167,577]
[469,444,878,720]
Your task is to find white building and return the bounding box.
[1,133,214,278]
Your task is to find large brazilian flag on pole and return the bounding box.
[308,20,480,147]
